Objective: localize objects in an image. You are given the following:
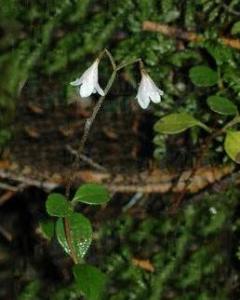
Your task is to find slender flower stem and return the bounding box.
[64,69,116,263]
[116,58,142,71]
[65,70,116,199]
[77,71,117,156]
[64,51,141,263]
[104,48,116,70]
[65,52,141,199]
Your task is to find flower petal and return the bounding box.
[149,91,161,103]
[70,78,82,86]
[159,89,164,96]
[71,59,103,98]
[95,83,105,96]
[136,93,150,109]
[79,81,94,98]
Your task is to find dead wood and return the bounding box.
[0,161,235,199]
[142,21,240,50]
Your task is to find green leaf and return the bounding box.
[73,183,110,205]
[73,264,106,300]
[18,280,41,300]
[46,193,72,217]
[154,112,209,134]
[204,41,233,66]
[207,95,238,115]
[56,213,92,261]
[231,21,240,35]
[224,131,240,163]
[39,220,55,240]
[189,66,218,87]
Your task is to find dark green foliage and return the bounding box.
[15,187,240,300]
[73,183,110,205]
[46,193,72,217]
[98,188,240,300]
[73,264,106,300]
[18,280,41,300]
[2,1,240,299]
[56,213,92,261]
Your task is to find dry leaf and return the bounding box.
[27,103,44,114]
[132,258,154,272]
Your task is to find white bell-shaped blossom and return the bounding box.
[70,59,104,98]
[136,71,163,109]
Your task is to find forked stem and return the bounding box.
[64,50,140,263]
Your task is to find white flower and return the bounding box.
[136,71,163,109]
[70,59,104,98]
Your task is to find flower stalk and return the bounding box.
[65,51,154,263]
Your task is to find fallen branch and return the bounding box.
[76,165,234,194]
[142,21,240,50]
[0,170,59,192]
[0,164,235,196]
[0,191,16,206]
[0,225,12,242]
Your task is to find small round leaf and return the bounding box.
[224,131,240,163]
[73,264,106,300]
[189,66,218,87]
[154,112,207,134]
[46,193,72,217]
[207,96,238,115]
[56,213,92,261]
[39,220,55,240]
[73,183,110,205]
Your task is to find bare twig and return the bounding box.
[0,164,234,197]
[142,21,240,50]
[222,3,240,16]
[0,170,59,192]
[107,166,233,194]
[0,191,16,206]
[66,145,107,172]
[0,182,19,192]
[0,225,12,242]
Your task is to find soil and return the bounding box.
[10,96,155,178]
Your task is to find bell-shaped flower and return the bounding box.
[70,59,104,98]
[136,71,163,109]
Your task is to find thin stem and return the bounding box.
[65,70,117,199]
[77,71,117,155]
[64,50,141,264]
[199,123,212,133]
[222,115,240,131]
[170,114,240,212]
[64,218,78,264]
[64,69,117,264]
[116,58,142,71]
[104,48,117,70]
